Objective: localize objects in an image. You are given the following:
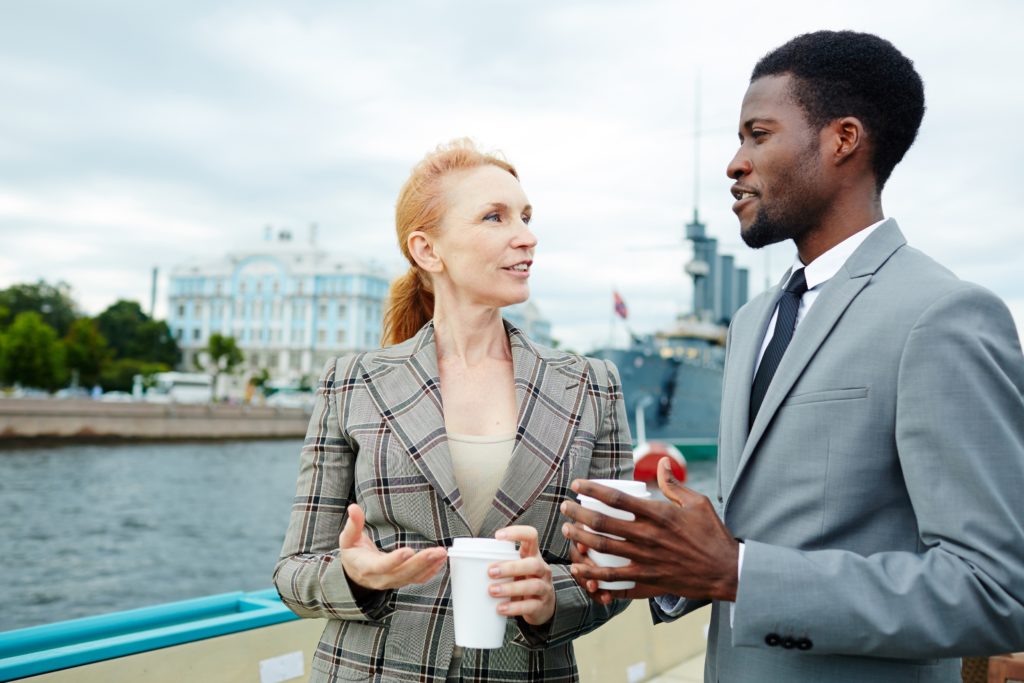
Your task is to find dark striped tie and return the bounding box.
[749,268,808,429]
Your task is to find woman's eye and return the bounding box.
[484,212,501,222]
[522,214,531,225]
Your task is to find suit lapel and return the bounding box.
[359,322,472,535]
[728,220,907,501]
[477,323,588,537]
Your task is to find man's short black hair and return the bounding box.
[752,31,925,191]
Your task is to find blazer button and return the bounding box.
[781,637,796,649]
[764,633,781,647]
[797,638,813,651]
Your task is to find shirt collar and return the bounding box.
[789,218,887,290]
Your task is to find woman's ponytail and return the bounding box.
[381,267,434,347]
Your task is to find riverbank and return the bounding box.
[0,398,309,443]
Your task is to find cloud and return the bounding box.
[2,0,1022,353]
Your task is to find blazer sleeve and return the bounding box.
[273,356,391,622]
[514,358,634,649]
[731,284,1024,657]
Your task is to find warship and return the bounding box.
[590,209,749,460]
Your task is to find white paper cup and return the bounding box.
[447,538,520,649]
[578,479,650,590]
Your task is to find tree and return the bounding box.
[95,300,180,365]
[0,280,79,336]
[0,312,66,390]
[64,318,111,387]
[99,359,169,392]
[205,333,243,400]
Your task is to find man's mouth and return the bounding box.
[731,186,758,201]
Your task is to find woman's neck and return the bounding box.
[432,301,511,368]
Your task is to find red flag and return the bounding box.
[613,291,628,319]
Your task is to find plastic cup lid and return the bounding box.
[448,537,520,560]
[583,479,651,498]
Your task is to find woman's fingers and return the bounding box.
[489,577,551,599]
[497,598,546,617]
[338,504,366,550]
[495,525,539,558]
[489,556,548,580]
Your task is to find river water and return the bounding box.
[0,440,715,632]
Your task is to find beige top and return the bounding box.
[446,431,516,535]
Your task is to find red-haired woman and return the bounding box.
[274,139,632,682]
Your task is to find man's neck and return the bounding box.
[796,193,884,264]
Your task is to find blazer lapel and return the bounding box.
[729,220,907,500]
[359,322,472,535]
[477,322,589,537]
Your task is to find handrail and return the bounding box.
[0,588,297,681]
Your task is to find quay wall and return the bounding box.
[0,399,310,442]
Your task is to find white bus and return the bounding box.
[145,372,213,404]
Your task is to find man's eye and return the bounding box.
[752,130,768,141]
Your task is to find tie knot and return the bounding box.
[785,268,808,296]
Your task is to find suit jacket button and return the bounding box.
[764,633,781,647]
[782,637,796,649]
[797,638,812,651]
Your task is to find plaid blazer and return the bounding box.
[274,320,633,682]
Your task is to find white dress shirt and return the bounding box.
[656,219,886,622]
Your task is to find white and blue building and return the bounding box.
[168,229,391,382]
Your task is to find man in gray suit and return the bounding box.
[561,31,1024,681]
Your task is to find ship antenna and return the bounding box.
[693,69,701,221]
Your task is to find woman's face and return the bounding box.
[429,164,536,309]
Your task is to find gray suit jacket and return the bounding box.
[274,321,632,682]
[655,220,1024,682]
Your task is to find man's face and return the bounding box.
[726,74,831,249]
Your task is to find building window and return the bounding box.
[195,302,202,317]
[273,281,279,294]
[336,330,345,345]
[175,328,183,341]
[318,303,327,318]
[178,304,185,317]
[256,281,262,294]
[317,330,326,343]
[297,280,304,295]
[239,281,246,294]
[338,303,347,318]
[193,329,201,341]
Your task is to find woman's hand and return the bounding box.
[488,525,555,626]
[338,504,448,591]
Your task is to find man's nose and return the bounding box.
[726,149,751,180]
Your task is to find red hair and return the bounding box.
[381,138,518,346]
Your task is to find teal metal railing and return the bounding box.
[0,589,298,681]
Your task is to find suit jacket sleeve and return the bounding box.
[273,356,390,622]
[732,284,1024,657]
[649,321,737,626]
[514,358,634,649]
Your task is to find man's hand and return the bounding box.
[560,458,739,602]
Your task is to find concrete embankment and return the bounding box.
[0,399,310,443]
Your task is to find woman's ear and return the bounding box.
[408,231,443,274]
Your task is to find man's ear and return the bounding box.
[408,231,443,274]
[830,116,865,166]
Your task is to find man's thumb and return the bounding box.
[339,503,365,549]
[656,457,686,505]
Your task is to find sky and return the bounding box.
[2,0,1022,352]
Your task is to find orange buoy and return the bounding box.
[632,441,687,484]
